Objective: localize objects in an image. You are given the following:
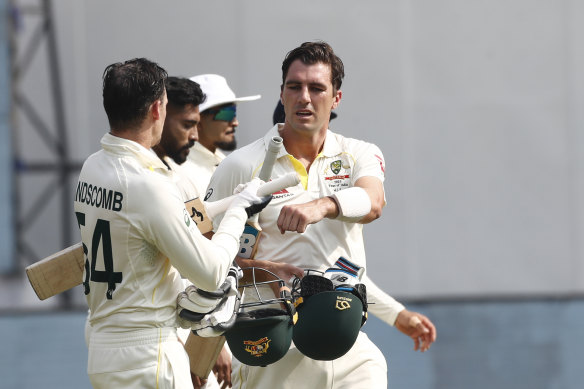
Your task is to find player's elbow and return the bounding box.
[369,203,383,220]
[360,204,382,224]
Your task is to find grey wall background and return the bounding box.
[9,0,584,299]
[0,0,12,272]
[2,0,584,388]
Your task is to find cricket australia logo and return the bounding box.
[335,295,353,311]
[182,208,191,227]
[330,160,342,175]
[244,337,272,357]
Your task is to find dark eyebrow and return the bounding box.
[285,79,328,89]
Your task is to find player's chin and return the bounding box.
[173,152,188,165]
[216,139,237,151]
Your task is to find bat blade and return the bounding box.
[238,225,262,259]
[185,334,226,379]
[185,197,213,233]
[25,242,85,300]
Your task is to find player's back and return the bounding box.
[74,134,184,333]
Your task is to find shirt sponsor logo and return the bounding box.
[204,188,213,201]
[272,188,294,200]
[75,181,123,211]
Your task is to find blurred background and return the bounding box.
[1,0,583,388]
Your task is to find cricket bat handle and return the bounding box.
[204,172,299,219]
[258,136,283,181]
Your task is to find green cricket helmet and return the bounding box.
[291,270,368,361]
[224,267,297,367]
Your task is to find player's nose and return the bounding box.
[189,126,199,142]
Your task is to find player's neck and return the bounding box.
[198,138,216,154]
[281,125,326,169]
[111,124,157,149]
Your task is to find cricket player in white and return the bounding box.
[206,42,437,388]
[181,74,260,196]
[75,59,268,389]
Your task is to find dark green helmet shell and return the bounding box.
[225,308,294,366]
[292,291,363,360]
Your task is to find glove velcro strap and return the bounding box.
[178,308,206,322]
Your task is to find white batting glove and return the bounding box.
[323,256,365,288]
[230,178,272,217]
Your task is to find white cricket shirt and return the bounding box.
[207,125,404,325]
[74,133,247,333]
[183,142,226,196]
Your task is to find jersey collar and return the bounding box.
[266,125,343,158]
[100,133,168,172]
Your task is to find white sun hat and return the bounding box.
[190,74,261,113]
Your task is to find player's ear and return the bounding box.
[331,89,342,110]
[151,99,163,121]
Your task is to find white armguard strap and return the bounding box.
[330,187,371,222]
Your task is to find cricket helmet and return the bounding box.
[224,267,297,367]
[291,270,368,361]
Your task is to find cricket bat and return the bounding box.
[187,139,290,380]
[25,173,300,301]
[238,136,283,259]
[185,333,227,379]
[175,172,300,380]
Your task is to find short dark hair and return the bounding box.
[102,58,167,130]
[165,77,206,109]
[281,41,345,92]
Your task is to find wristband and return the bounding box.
[330,187,371,222]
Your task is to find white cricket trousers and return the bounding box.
[88,327,193,389]
[232,331,387,389]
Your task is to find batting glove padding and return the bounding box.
[177,266,242,336]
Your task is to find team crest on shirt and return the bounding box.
[243,337,272,357]
[330,160,342,175]
[324,157,351,192]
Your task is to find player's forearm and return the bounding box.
[361,273,405,326]
[167,206,247,292]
